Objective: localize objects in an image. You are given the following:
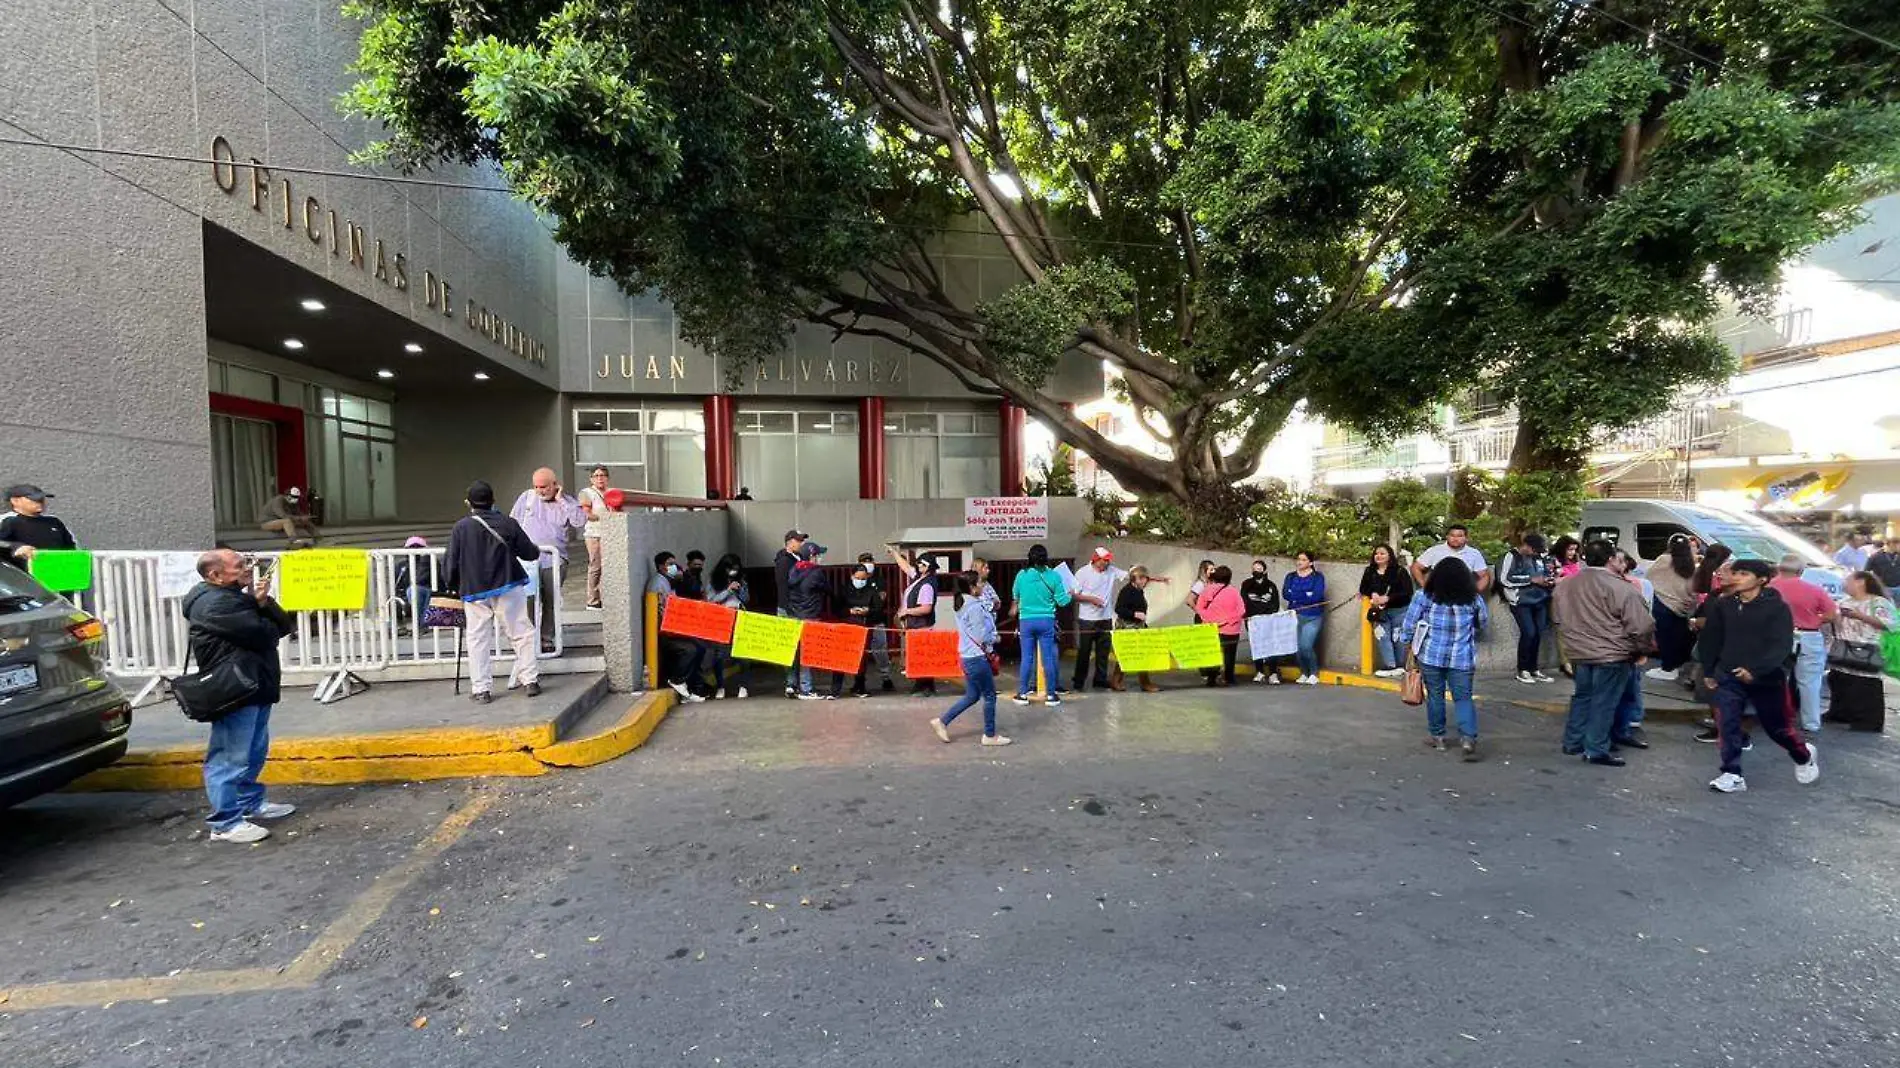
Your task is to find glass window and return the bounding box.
[337,394,368,422]
[365,399,392,426]
[800,434,859,498]
[577,410,608,432]
[648,408,704,434]
[941,413,975,434]
[652,434,705,497]
[798,412,837,434]
[736,408,858,499]
[756,412,796,433]
[610,411,642,432]
[903,414,937,434]
[833,411,860,435]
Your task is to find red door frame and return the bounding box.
[208,392,309,494]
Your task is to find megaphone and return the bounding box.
[602,487,626,511]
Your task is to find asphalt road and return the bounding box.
[4,685,1899,1067]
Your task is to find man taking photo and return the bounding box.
[182,548,296,844]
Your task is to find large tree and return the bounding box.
[344,1,1900,499]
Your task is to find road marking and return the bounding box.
[0,788,497,1012]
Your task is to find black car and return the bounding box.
[0,564,131,807]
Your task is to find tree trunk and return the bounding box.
[1507,411,1583,474]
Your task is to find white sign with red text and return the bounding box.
[964,497,1049,541]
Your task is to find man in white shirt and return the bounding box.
[1413,523,1491,592]
[1070,546,1127,691]
[577,465,611,610]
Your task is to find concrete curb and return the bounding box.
[67,683,674,792]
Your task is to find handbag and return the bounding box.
[1831,639,1885,675]
[167,645,263,724]
[1399,657,1426,706]
[422,595,466,630]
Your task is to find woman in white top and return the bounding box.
[577,465,611,610]
[1828,570,1896,733]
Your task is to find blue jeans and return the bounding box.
[1564,662,1632,758]
[1295,615,1322,676]
[777,608,802,691]
[1791,630,1826,731]
[1018,616,1059,697]
[1615,665,1645,735]
[1373,611,1407,671]
[1420,664,1477,739]
[204,703,272,831]
[943,656,999,735]
[1510,600,1549,673]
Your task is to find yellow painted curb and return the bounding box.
[533,691,676,767]
[114,722,559,766]
[70,750,549,791]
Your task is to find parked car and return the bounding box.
[1579,499,1844,595]
[0,565,132,807]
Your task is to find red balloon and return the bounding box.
[602,488,625,511]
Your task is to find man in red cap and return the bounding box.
[1070,546,1127,692]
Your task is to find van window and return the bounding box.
[1635,523,1694,562]
[1582,526,1620,548]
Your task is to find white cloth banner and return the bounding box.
[1245,612,1298,658]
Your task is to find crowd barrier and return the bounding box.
[87,546,564,707]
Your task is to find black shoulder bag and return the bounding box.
[168,644,264,723]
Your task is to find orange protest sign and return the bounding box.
[660,597,737,643]
[799,622,869,675]
[903,629,966,679]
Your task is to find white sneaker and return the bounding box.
[714,687,726,700]
[1532,671,1555,683]
[1796,745,1820,785]
[1012,693,1032,705]
[1252,673,1267,684]
[210,820,271,843]
[670,681,692,699]
[1299,675,1319,686]
[1515,671,1537,685]
[1645,667,1676,681]
[680,689,706,704]
[1266,673,1282,685]
[247,802,296,821]
[980,734,1013,747]
[1378,668,1407,679]
[735,686,748,699]
[1708,772,1747,794]
[796,691,824,701]
[930,718,951,743]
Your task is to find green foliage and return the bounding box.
[1023,444,1079,498]
[1243,488,1381,562]
[1367,478,1452,553]
[344,0,1900,497]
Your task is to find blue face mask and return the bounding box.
[851,578,868,589]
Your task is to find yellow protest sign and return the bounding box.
[1110,628,1173,673]
[274,549,372,612]
[729,611,804,666]
[1161,624,1224,670]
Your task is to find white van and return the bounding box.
[1578,499,1842,594]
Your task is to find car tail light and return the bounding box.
[102,702,129,728]
[69,618,105,644]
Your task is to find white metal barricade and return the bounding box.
[89,546,563,707]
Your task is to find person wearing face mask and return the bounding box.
[647,550,706,703]
[786,541,833,700]
[706,553,750,699]
[838,559,889,698]
[854,552,897,692]
[1241,560,1284,684]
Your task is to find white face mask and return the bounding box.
[852,578,868,589]
[665,564,680,577]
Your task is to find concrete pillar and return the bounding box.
[597,511,644,692]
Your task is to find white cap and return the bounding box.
[286,486,302,498]
[1091,546,1113,561]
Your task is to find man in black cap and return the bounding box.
[774,528,809,697]
[0,484,78,570]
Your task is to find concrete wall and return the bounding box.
[725,497,1093,566]
[396,388,567,522]
[0,0,560,549]
[1074,538,1531,673]
[598,510,734,691]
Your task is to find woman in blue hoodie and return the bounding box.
[930,572,1011,746]
[1283,551,1328,684]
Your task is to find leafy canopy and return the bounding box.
[344,0,1900,497]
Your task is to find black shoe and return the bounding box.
[1584,754,1626,767]
[1070,680,1087,693]
[882,678,896,693]
[1612,734,1648,749]
[1562,746,1583,756]
[471,692,493,705]
[1622,726,1648,744]
[524,681,542,697]
[1694,727,1718,743]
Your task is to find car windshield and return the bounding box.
[0,565,55,613]
[1672,505,1832,566]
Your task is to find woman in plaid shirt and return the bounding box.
[1400,556,1491,761]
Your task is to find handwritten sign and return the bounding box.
[904,629,965,679]
[157,552,202,600]
[1245,612,1298,659]
[730,611,803,666]
[275,549,372,612]
[661,597,737,643]
[1052,561,1077,594]
[1161,624,1224,669]
[964,496,1049,540]
[1110,627,1173,673]
[799,622,870,675]
[27,549,93,593]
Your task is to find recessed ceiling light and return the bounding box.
[376,369,395,379]
[299,298,326,312]
[282,338,305,350]
[473,372,490,381]
[403,342,424,354]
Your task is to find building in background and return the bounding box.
[1,3,1094,550]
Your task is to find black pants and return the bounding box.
[1713,671,1810,776]
[1828,670,1886,732]
[1653,601,1693,671]
[1073,619,1113,689]
[1205,634,1239,685]
[537,565,558,651]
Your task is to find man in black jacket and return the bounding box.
[183,548,295,844]
[774,529,808,697]
[1700,558,1819,794]
[836,558,889,697]
[786,541,832,699]
[444,480,543,704]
